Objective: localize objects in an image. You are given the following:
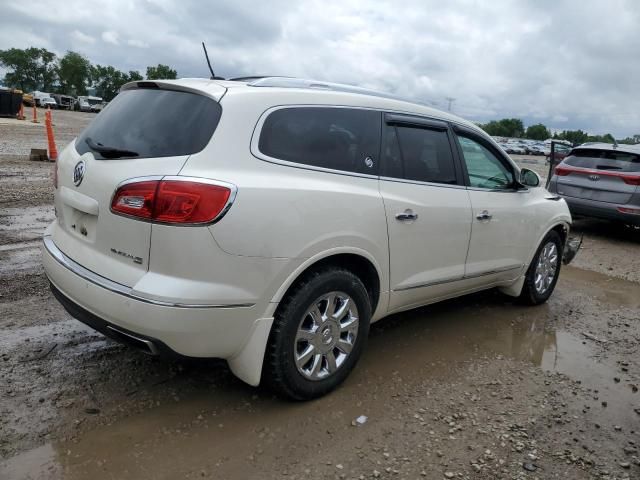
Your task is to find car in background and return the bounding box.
[548,143,640,226]
[90,101,107,113]
[51,93,75,110]
[526,145,546,156]
[31,91,57,108]
[546,143,572,164]
[75,96,104,112]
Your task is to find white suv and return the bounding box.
[42,77,577,399]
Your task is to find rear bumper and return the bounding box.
[561,196,640,225]
[42,235,264,359]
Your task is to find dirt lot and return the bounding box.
[1,111,639,479]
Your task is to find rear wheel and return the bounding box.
[519,231,562,305]
[264,268,371,400]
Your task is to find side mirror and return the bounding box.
[520,168,541,188]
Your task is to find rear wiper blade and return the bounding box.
[85,137,139,158]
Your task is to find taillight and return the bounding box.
[111,177,235,225]
[621,175,640,186]
[554,165,572,176]
[618,207,640,215]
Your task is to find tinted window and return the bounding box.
[258,107,381,174]
[381,124,457,184]
[566,148,640,172]
[76,88,221,159]
[457,136,514,189]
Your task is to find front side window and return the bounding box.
[258,107,381,174]
[457,135,514,189]
[381,124,457,184]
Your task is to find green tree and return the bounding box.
[127,70,143,82]
[525,123,550,141]
[0,47,57,91]
[479,118,525,138]
[146,64,177,80]
[58,51,92,96]
[92,67,145,100]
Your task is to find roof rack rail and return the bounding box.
[246,77,416,104]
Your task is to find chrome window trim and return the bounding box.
[379,176,466,190]
[43,236,254,309]
[393,264,524,292]
[109,175,238,227]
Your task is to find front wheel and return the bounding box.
[519,231,563,305]
[263,268,371,400]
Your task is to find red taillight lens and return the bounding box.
[111,180,158,219]
[554,165,572,176]
[111,179,233,225]
[618,207,640,215]
[621,175,640,186]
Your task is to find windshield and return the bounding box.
[76,88,222,160]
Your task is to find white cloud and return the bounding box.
[70,30,95,44]
[101,31,119,45]
[1,0,639,136]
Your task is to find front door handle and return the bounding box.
[395,209,418,222]
[476,210,492,221]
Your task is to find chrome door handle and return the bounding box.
[395,209,418,222]
[476,210,492,221]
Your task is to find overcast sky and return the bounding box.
[1,0,638,137]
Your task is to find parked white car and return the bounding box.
[42,77,578,399]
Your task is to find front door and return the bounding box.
[379,115,472,312]
[453,128,536,283]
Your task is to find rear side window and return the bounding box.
[258,107,381,174]
[381,124,457,184]
[76,88,221,159]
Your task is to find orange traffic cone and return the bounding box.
[17,103,25,120]
[45,109,58,161]
[31,103,38,123]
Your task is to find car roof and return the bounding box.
[125,76,486,136]
[573,142,640,155]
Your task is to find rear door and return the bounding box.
[453,127,536,281]
[52,83,224,287]
[555,148,640,204]
[379,114,472,312]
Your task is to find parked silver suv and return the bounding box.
[548,143,640,225]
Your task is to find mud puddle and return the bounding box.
[3,266,637,479]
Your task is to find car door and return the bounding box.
[452,126,536,283]
[379,114,473,312]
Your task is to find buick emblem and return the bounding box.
[588,174,600,181]
[73,160,86,186]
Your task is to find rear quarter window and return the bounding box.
[258,107,381,175]
[76,88,222,159]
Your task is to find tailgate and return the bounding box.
[51,84,223,287]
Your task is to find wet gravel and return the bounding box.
[0,131,639,479]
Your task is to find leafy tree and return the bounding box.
[0,47,57,91]
[58,51,92,96]
[127,70,143,81]
[146,64,177,80]
[479,118,525,138]
[525,123,550,141]
[92,66,146,100]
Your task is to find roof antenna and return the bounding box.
[202,42,224,80]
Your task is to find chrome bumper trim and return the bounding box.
[394,264,524,292]
[43,236,255,309]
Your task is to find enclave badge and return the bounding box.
[73,160,86,186]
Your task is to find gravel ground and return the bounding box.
[0,120,639,480]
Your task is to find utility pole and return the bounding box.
[445,97,455,112]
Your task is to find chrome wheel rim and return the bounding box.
[294,291,359,381]
[534,241,559,294]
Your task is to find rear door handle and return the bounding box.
[395,209,418,222]
[476,210,492,221]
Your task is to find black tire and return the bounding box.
[519,230,563,305]
[263,268,371,400]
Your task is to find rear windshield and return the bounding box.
[76,88,221,159]
[566,148,640,171]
